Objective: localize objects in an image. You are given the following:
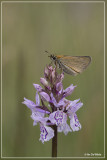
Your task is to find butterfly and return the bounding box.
[45,51,91,76]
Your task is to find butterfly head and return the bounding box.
[45,51,56,61]
[49,54,57,61]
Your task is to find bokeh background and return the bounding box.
[2,1,104,158]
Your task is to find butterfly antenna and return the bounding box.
[44,50,51,57]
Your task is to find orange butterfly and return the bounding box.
[45,51,91,76]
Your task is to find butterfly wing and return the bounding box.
[57,56,91,76]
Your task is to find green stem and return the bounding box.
[52,125,57,157]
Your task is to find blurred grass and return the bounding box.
[2,2,104,157]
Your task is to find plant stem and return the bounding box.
[52,125,57,157]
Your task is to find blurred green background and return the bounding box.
[2,2,104,158]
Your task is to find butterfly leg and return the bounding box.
[57,62,64,74]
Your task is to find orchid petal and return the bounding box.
[70,113,81,131]
[39,124,54,143]
[22,97,36,110]
[33,84,43,92]
[40,92,50,102]
[63,84,76,97]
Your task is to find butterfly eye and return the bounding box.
[50,55,56,60]
[53,56,56,60]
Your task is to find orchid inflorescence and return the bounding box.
[22,65,83,143]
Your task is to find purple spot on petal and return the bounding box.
[40,126,48,141]
[54,111,63,125]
